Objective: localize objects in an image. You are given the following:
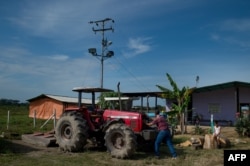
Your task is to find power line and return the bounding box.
[110,56,152,92]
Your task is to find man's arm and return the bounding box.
[146,121,154,126]
[146,118,158,126]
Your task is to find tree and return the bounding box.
[98,92,119,109]
[0,99,20,105]
[156,73,193,134]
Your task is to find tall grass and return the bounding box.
[0,105,54,139]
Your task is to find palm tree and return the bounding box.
[156,73,193,134]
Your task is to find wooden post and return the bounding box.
[40,113,54,129]
[184,107,187,133]
[53,109,56,129]
[211,114,214,133]
[33,110,36,128]
[117,82,122,111]
[7,110,10,130]
[146,95,149,112]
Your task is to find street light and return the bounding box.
[88,48,97,55]
[88,18,115,88]
[88,41,114,88]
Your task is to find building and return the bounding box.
[192,81,250,125]
[27,81,250,125]
[27,94,94,119]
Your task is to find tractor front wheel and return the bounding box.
[104,123,136,159]
[55,111,89,152]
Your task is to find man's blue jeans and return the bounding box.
[155,130,177,157]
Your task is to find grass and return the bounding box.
[0,105,54,139]
[0,138,229,166]
[0,105,250,166]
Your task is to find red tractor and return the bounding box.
[55,87,157,159]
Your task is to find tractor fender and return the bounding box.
[102,119,124,132]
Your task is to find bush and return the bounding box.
[235,118,250,137]
[193,126,204,135]
[206,127,213,134]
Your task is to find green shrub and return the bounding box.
[235,117,250,137]
[193,126,204,135]
[207,127,213,134]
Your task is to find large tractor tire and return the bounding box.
[55,111,89,152]
[104,123,137,159]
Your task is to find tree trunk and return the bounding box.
[184,108,187,134]
[180,113,185,134]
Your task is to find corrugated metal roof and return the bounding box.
[194,81,250,93]
[27,94,97,104]
[104,97,140,101]
[72,87,113,93]
[122,91,166,97]
[46,94,95,104]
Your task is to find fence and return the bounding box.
[0,110,56,131]
[33,109,57,129]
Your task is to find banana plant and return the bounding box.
[156,73,194,134]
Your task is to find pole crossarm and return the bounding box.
[89,18,114,24]
[92,27,114,33]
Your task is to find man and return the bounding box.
[147,110,177,159]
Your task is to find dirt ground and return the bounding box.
[8,125,241,154]
[8,138,60,156]
[2,125,248,166]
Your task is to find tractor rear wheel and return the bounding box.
[104,123,136,159]
[55,111,89,152]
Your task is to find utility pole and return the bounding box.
[88,18,115,88]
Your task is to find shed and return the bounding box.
[27,94,94,119]
[192,81,250,125]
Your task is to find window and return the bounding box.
[208,103,221,114]
[240,103,250,118]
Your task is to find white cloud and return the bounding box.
[6,0,199,40]
[1,0,249,102]
[49,54,69,61]
[210,18,250,48]
[222,37,250,48]
[210,34,220,41]
[0,46,101,100]
[221,19,250,32]
[122,37,152,58]
[0,46,31,59]
[7,1,92,40]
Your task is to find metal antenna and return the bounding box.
[196,76,199,87]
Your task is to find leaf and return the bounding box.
[155,85,173,98]
[156,73,194,134]
[166,110,179,116]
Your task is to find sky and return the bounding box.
[0,0,250,103]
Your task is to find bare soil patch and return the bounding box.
[6,125,244,154]
[1,125,249,166]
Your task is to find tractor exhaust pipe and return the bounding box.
[117,82,122,111]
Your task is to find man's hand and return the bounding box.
[147,122,153,126]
